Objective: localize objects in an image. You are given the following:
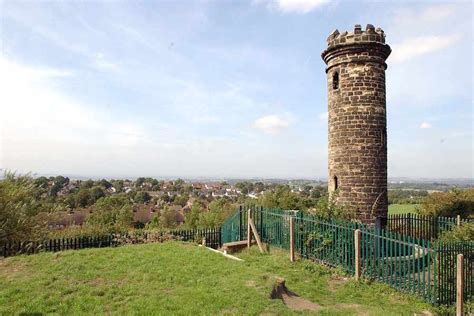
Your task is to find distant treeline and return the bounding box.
[388,189,429,204]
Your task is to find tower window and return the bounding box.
[333,175,338,190]
[332,71,339,90]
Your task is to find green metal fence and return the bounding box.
[359,228,436,303]
[297,213,358,273]
[386,214,472,241]
[221,206,473,306]
[435,241,474,305]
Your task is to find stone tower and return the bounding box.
[321,24,391,223]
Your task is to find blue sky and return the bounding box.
[0,0,472,179]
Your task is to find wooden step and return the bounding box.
[221,240,254,254]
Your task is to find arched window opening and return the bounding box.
[332,71,339,90]
[333,175,338,190]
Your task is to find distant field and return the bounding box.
[0,242,432,315]
[388,204,420,215]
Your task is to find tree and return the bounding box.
[75,189,92,208]
[254,182,265,193]
[0,172,58,242]
[90,186,105,202]
[418,189,474,218]
[99,179,112,189]
[159,206,177,229]
[185,203,203,229]
[174,195,188,207]
[81,179,94,189]
[136,177,146,188]
[111,180,124,192]
[34,176,49,189]
[133,191,151,204]
[308,190,354,221]
[145,215,161,230]
[86,195,133,232]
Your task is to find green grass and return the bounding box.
[388,203,421,215]
[0,242,433,315]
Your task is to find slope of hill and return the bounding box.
[0,242,432,315]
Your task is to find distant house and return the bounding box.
[132,205,158,227]
[175,211,185,226]
[168,205,186,226]
[247,193,258,199]
[47,209,90,229]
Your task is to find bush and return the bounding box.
[418,189,474,218]
[307,190,355,221]
[86,195,133,232]
[0,172,59,242]
[438,222,474,242]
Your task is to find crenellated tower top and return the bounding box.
[326,24,386,46]
[322,24,391,71]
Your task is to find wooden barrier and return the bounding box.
[355,229,361,281]
[247,209,252,248]
[456,253,464,316]
[289,217,295,262]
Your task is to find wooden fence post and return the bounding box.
[456,215,461,226]
[247,209,252,248]
[289,217,295,262]
[456,253,464,316]
[355,229,361,281]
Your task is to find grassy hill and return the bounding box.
[0,241,432,315]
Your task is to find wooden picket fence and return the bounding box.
[0,228,222,258]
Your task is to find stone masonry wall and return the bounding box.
[321,24,391,223]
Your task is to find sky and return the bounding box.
[0,0,472,179]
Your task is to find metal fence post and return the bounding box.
[298,212,304,257]
[355,229,361,281]
[456,253,464,316]
[239,205,243,241]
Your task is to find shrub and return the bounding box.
[307,190,355,221]
[86,194,133,232]
[0,172,59,242]
[418,189,474,218]
[437,222,474,242]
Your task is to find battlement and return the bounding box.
[326,24,386,47]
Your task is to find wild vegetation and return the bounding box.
[1,171,473,243]
[418,189,474,218]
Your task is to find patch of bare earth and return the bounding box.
[0,260,29,281]
[270,277,323,312]
[334,303,368,315]
[245,280,257,287]
[414,311,433,316]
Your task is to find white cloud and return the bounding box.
[91,52,120,72]
[0,56,145,166]
[253,115,292,135]
[390,35,460,63]
[255,0,331,14]
[393,4,457,25]
[419,122,432,129]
